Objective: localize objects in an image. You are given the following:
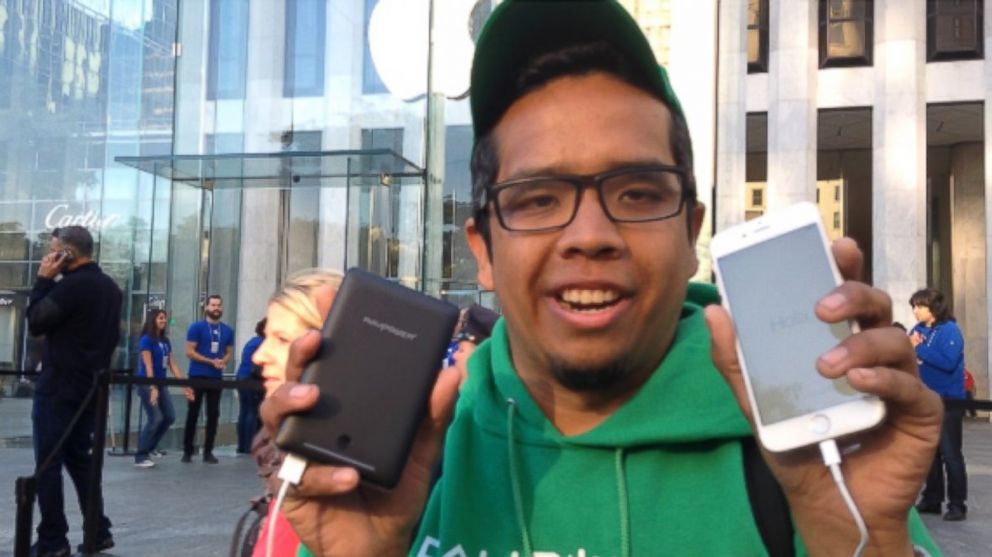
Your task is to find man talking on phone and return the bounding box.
[261,1,943,555]
[28,225,121,557]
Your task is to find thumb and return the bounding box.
[703,305,755,423]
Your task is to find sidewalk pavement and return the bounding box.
[1,421,990,556]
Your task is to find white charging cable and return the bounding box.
[266,453,309,557]
[818,439,868,557]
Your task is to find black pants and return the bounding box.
[921,404,968,511]
[183,385,221,456]
[32,393,112,552]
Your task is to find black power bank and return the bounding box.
[275,267,459,488]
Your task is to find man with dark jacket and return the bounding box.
[27,225,122,557]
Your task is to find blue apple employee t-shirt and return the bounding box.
[137,334,171,379]
[186,320,235,379]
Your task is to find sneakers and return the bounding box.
[203,453,219,464]
[180,452,192,463]
[76,536,115,554]
[150,449,167,459]
[134,458,155,469]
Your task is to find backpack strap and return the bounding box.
[741,437,795,557]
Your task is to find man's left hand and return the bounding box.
[38,252,67,280]
[705,237,941,557]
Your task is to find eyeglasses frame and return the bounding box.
[480,164,691,233]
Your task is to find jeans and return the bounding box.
[32,393,112,552]
[183,384,221,456]
[921,404,969,511]
[135,385,176,461]
[236,388,261,453]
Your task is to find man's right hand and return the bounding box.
[38,251,67,280]
[259,288,462,557]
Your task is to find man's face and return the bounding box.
[466,72,703,390]
[205,297,223,320]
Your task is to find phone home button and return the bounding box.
[809,414,831,435]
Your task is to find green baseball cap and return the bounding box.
[469,0,685,142]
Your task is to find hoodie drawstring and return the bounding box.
[505,398,632,557]
[615,448,631,557]
[506,398,533,557]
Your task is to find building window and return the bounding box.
[927,0,983,62]
[834,184,840,201]
[819,0,873,68]
[833,211,841,229]
[284,0,326,97]
[751,188,763,207]
[363,0,389,94]
[207,0,249,100]
[747,0,769,73]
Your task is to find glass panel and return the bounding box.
[747,29,761,65]
[166,183,204,373]
[285,0,326,97]
[0,0,176,375]
[442,125,476,294]
[828,0,866,19]
[827,21,867,58]
[363,0,389,94]
[282,131,322,276]
[930,0,983,61]
[208,0,248,100]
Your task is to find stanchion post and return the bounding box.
[81,369,110,555]
[121,379,133,454]
[14,476,35,557]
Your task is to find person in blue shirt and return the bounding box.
[181,294,235,464]
[235,318,265,454]
[910,287,969,521]
[134,309,188,468]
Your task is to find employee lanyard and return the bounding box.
[209,323,221,355]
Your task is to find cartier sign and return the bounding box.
[44,204,121,230]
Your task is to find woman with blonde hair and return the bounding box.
[253,269,342,397]
[248,269,342,557]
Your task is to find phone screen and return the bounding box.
[717,223,864,426]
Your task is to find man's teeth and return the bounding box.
[560,289,620,306]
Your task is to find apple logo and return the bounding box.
[368,0,488,101]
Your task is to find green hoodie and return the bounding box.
[408,283,939,557]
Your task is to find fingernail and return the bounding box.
[289,384,313,399]
[819,293,846,311]
[851,367,877,382]
[819,346,848,367]
[333,469,356,484]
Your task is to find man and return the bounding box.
[27,225,121,557]
[182,294,234,463]
[262,2,943,555]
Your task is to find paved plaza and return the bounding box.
[1,420,990,556]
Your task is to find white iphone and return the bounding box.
[711,202,885,452]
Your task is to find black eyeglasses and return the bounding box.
[481,165,689,233]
